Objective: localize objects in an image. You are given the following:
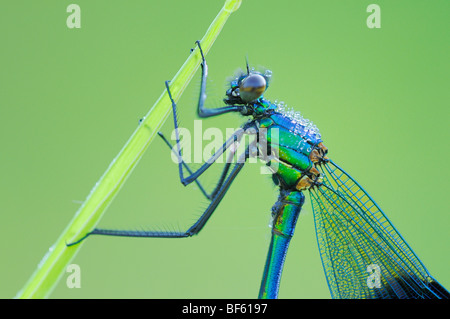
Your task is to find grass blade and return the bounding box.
[16,0,242,299]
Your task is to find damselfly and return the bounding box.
[68,41,449,299]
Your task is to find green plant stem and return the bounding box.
[16,0,242,299]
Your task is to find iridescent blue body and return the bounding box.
[70,42,449,299]
[245,95,449,299]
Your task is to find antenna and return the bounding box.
[245,54,250,75]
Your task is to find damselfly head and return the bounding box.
[239,73,266,103]
[224,67,272,105]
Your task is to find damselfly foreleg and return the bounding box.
[164,42,243,186]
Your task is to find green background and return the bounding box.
[1,0,448,298]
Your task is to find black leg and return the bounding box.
[66,147,250,246]
[163,40,245,186]
[67,41,248,247]
[166,80,245,186]
[158,131,242,200]
[193,41,243,118]
[158,131,210,199]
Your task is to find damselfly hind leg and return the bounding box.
[66,148,249,246]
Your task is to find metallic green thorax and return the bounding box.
[248,97,319,190]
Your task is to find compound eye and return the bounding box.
[239,74,266,102]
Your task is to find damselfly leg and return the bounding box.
[67,41,249,246]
